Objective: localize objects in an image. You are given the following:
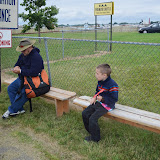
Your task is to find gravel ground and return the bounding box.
[0,124,84,160]
[0,126,44,160]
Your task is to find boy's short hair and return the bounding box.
[96,64,112,76]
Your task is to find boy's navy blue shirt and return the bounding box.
[15,47,44,77]
[96,76,119,109]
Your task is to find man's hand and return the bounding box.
[12,66,21,74]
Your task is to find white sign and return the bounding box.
[0,29,12,48]
[0,0,18,29]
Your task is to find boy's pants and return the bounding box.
[7,78,28,113]
[82,101,108,142]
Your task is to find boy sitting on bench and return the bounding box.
[82,64,119,142]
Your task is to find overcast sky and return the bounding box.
[19,0,160,25]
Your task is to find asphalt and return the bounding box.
[0,146,33,160]
[0,125,42,160]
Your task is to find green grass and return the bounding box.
[13,30,160,43]
[0,83,160,160]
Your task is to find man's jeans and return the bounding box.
[7,78,28,113]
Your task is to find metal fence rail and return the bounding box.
[2,36,160,114]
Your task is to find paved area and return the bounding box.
[0,146,33,160]
[0,126,43,160]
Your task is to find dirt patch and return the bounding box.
[0,125,43,160]
[1,70,14,83]
[44,51,111,64]
[0,125,85,160]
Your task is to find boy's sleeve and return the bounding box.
[101,84,119,105]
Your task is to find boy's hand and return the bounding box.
[90,97,96,104]
[97,95,103,102]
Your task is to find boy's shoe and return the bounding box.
[9,110,25,116]
[84,136,93,142]
[2,110,10,119]
[84,136,99,143]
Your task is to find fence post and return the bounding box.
[107,27,110,52]
[110,15,113,51]
[95,16,97,51]
[44,38,52,86]
[62,30,64,59]
[0,48,1,93]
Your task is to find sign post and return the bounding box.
[94,2,114,51]
[0,29,12,92]
[0,49,1,93]
[0,0,18,93]
[95,15,97,51]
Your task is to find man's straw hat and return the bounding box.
[16,38,36,52]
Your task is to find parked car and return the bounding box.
[138,23,160,33]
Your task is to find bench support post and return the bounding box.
[63,100,69,113]
[55,99,69,117]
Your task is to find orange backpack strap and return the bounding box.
[93,89,105,98]
[29,98,32,112]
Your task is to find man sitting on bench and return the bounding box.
[2,38,44,119]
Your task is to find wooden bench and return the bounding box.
[4,78,76,117]
[73,96,160,134]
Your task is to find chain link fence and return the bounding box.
[1,35,160,114]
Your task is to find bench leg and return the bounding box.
[55,99,63,117]
[63,100,69,113]
[55,99,69,117]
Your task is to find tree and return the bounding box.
[19,0,59,38]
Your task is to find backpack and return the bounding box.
[24,69,50,99]
[24,69,50,112]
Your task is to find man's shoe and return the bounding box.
[9,110,25,116]
[2,110,10,119]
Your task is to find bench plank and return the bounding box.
[115,104,160,121]
[73,96,160,121]
[50,87,76,97]
[4,78,76,117]
[73,96,160,134]
[107,110,160,129]
[42,90,76,101]
[106,113,160,134]
[4,78,76,101]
